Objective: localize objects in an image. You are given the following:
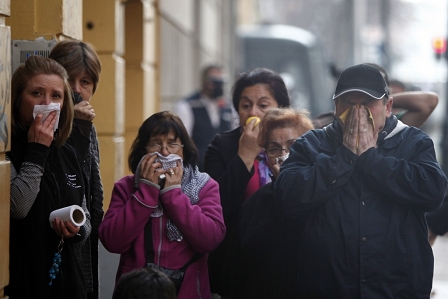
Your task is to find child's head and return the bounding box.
[112,267,176,299]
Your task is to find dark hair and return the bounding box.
[49,40,102,93]
[112,267,176,299]
[232,68,290,112]
[389,79,406,92]
[258,108,314,149]
[201,65,223,83]
[11,55,74,147]
[128,111,199,173]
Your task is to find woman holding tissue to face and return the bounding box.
[5,55,91,299]
[99,111,225,299]
[204,68,290,297]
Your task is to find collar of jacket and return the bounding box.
[323,115,400,150]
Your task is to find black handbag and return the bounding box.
[144,218,202,294]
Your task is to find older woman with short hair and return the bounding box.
[229,108,314,298]
[50,40,103,299]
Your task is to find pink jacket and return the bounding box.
[99,175,226,299]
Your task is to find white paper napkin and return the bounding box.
[152,152,182,170]
[33,103,61,131]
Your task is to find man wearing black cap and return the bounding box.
[274,63,447,298]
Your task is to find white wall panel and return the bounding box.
[160,0,194,33]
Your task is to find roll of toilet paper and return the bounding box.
[49,205,86,229]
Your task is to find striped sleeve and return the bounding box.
[8,157,44,219]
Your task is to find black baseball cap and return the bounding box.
[333,64,389,100]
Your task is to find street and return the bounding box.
[432,235,448,298]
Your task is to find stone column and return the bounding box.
[83,0,126,209]
[123,0,159,176]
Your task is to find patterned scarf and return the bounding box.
[165,165,210,241]
[134,154,210,242]
[258,150,272,186]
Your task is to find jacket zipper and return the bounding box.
[157,216,163,263]
[197,270,202,299]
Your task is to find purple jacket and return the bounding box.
[99,175,226,299]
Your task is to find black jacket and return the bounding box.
[274,118,447,298]
[204,127,253,295]
[68,119,104,298]
[7,129,91,299]
[185,92,233,171]
[426,193,448,236]
[229,182,303,298]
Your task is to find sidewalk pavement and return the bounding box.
[431,235,448,298]
[101,235,448,298]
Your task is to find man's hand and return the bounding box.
[342,105,376,156]
[356,106,376,155]
[342,106,358,154]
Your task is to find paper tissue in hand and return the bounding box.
[151,153,182,170]
[33,103,61,131]
[49,205,86,229]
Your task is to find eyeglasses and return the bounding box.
[265,146,291,157]
[147,143,184,154]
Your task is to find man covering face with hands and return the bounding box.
[333,64,392,156]
[274,64,447,299]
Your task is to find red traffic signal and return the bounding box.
[432,36,447,54]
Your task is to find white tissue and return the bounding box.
[49,205,86,229]
[33,103,61,131]
[150,152,182,170]
[276,153,290,165]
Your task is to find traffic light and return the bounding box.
[432,36,446,60]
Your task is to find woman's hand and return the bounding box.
[28,111,57,147]
[74,101,96,121]
[139,154,164,185]
[52,218,81,238]
[238,120,261,171]
[164,160,183,188]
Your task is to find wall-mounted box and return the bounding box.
[12,38,56,74]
